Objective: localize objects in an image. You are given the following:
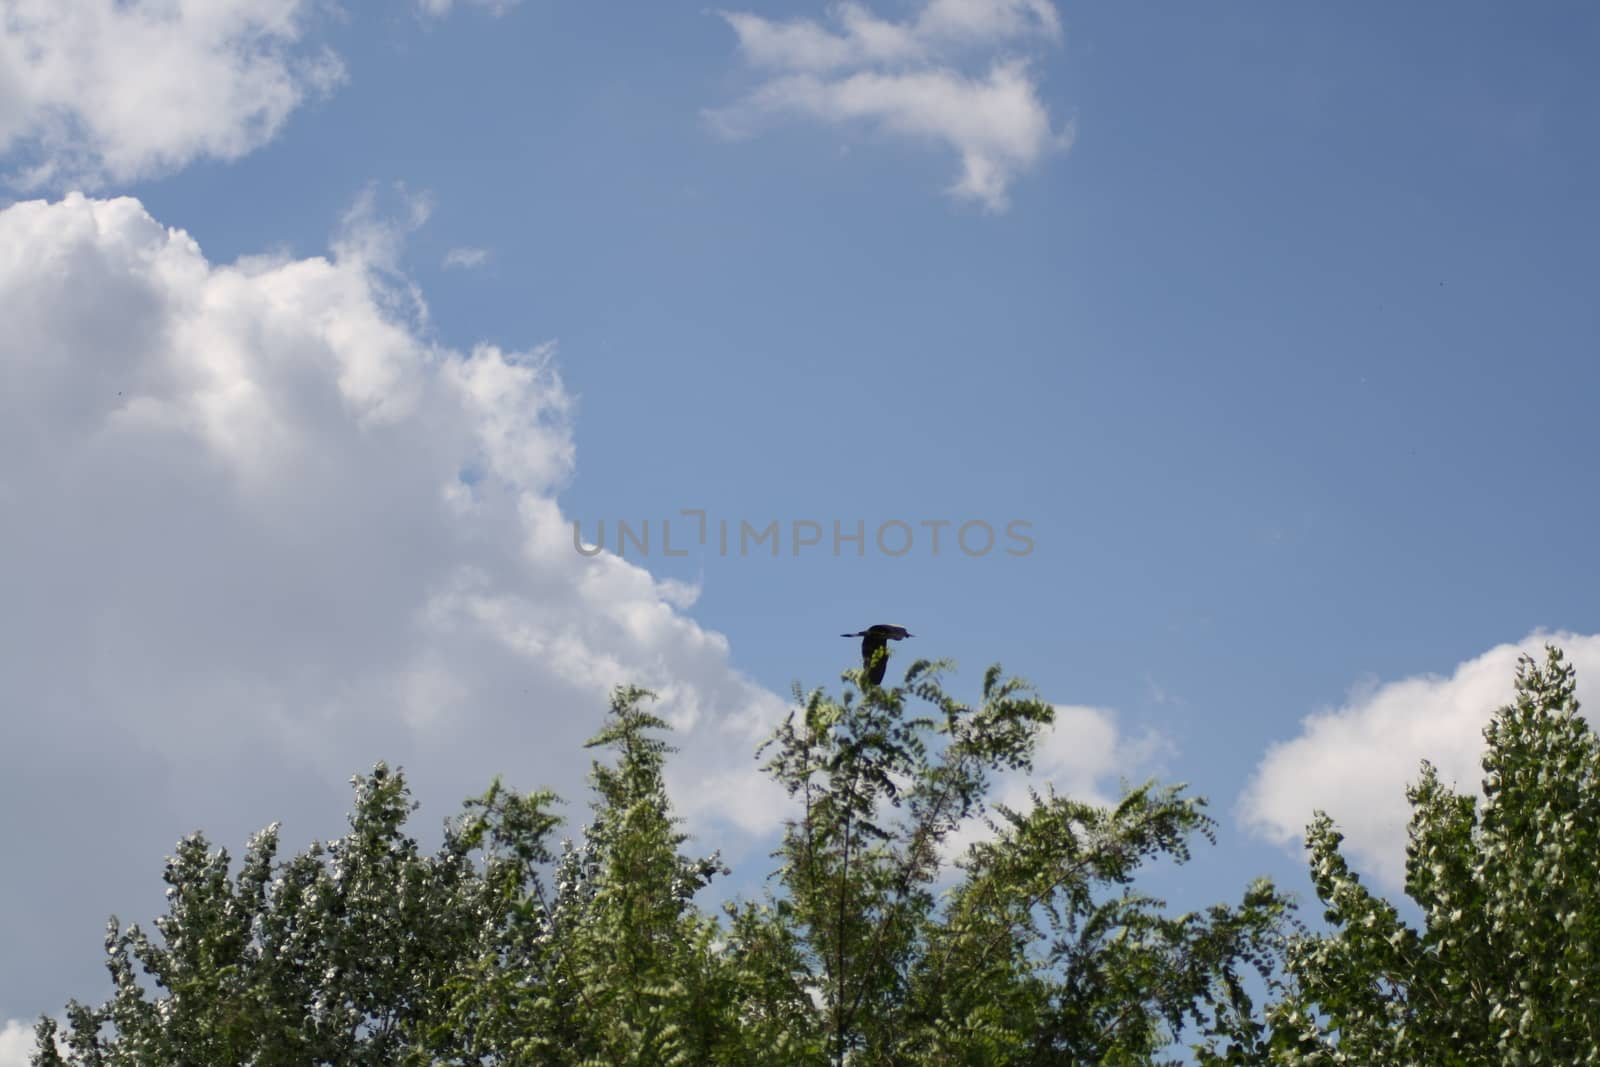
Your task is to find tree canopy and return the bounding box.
[48,648,1600,1064]
[1269,647,1600,1065]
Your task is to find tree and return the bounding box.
[32,662,1292,1066]
[734,658,1291,1066]
[442,685,734,1066]
[32,763,483,1066]
[1269,646,1600,1065]
[32,686,726,1067]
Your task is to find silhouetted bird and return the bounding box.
[842,624,914,686]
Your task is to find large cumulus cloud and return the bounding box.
[0,191,787,1024]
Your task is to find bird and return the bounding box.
[842,624,914,686]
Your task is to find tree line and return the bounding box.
[29,647,1600,1065]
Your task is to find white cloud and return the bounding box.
[0,1020,36,1067]
[718,0,1059,73]
[708,0,1069,211]
[335,182,435,274]
[443,246,491,269]
[1240,632,1600,890]
[0,192,788,1023]
[917,0,1060,43]
[0,0,345,188]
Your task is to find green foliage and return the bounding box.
[34,665,1291,1066]
[33,764,482,1066]
[749,659,1290,1066]
[446,686,735,1066]
[1269,646,1600,1066]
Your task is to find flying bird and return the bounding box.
[842,624,914,686]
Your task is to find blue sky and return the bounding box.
[2,0,1599,1056]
